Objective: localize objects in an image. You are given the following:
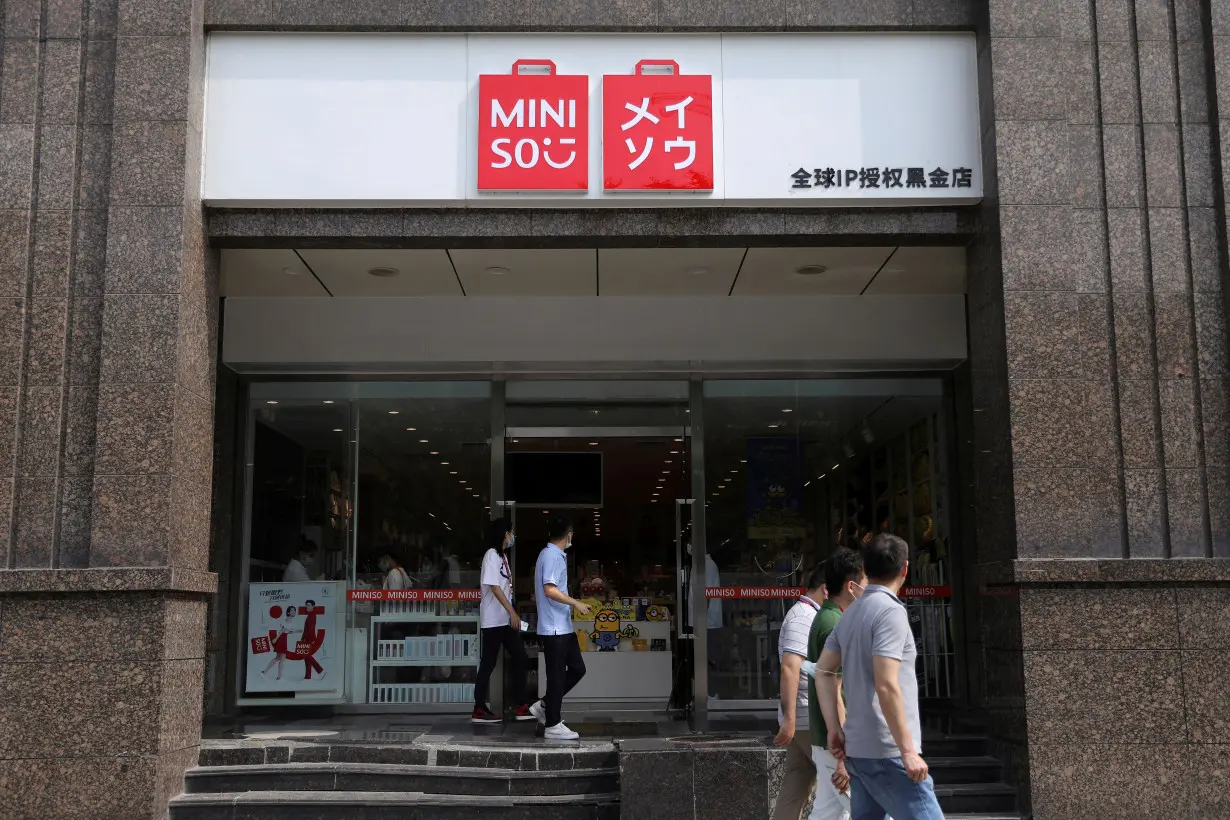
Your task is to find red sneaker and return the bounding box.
[471,705,501,724]
[514,704,536,722]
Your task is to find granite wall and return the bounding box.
[0,0,217,816]
[975,1,1230,816]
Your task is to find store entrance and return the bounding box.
[496,396,694,717]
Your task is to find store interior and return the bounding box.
[240,379,953,710]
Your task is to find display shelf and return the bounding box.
[370,615,478,624]
[372,658,480,667]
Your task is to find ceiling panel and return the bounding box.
[220,249,330,296]
[733,247,895,295]
[598,248,744,296]
[864,246,967,294]
[297,249,461,296]
[450,249,596,296]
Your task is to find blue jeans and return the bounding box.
[845,757,943,820]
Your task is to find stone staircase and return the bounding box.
[920,729,1021,818]
[169,740,619,819]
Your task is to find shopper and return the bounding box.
[815,534,943,820]
[529,514,591,740]
[805,548,866,820]
[473,518,534,724]
[379,552,412,589]
[772,563,827,819]
[283,537,317,582]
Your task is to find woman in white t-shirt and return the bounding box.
[472,518,533,724]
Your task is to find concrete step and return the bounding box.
[935,782,1019,815]
[169,790,618,820]
[198,741,618,771]
[925,755,1004,784]
[920,733,990,757]
[184,761,618,797]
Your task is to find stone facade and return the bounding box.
[0,0,1228,818]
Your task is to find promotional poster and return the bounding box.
[246,581,342,694]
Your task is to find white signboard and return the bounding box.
[203,33,981,207]
[245,581,342,693]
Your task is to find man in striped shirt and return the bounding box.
[772,564,828,819]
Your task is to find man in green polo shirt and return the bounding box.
[805,547,866,820]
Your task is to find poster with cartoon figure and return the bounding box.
[245,582,342,693]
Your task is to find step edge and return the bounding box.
[170,790,620,806]
[185,762,620,778]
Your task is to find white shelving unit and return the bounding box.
[365,599,481,707]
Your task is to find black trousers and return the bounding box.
[474,625,529,708]
[540,633,586,727]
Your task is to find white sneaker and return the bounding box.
[544,722,579,741]
[529,700,546,724]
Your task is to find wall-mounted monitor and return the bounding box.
[506,452,603,506]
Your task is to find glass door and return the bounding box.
[493,381,692,716]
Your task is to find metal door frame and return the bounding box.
[488,381,706,722]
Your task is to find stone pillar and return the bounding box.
[0,0,215,817]
[980,0,1230,816]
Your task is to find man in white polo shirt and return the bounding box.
[772,563,828,819]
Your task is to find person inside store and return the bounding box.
[472,518,534,724]
[283,536,318,583]
[379,552,412,589]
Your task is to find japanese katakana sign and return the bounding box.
[789,166,975,191]
[602,60,714,191]
[477,60,589,191]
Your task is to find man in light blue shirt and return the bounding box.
[529,514,592,740]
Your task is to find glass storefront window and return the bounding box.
[234,377,956,711]
[238,382,491,706]
[701,379,953,705]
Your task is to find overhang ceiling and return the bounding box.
[220,246,967,298]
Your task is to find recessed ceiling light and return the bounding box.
[430,451,439,455]
[441,461,449,466]
[795,264,828,276]
[450,471,458,475]
[590,441,599,446]
[323,400,334,404]
[368,266,399,277]
[768,423,779,428]
[388,410,399,415]
[420,439,429,444]
[265,400,278,405]
[484,266,510,275]
[675,438,684,443]
[782,408,793,413]
[473,494,480,498]
[405,427,416,431]
[332,428,343,432]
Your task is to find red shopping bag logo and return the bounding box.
[477,59,589,191]
[602,60,714,191]
[250,635,271,654]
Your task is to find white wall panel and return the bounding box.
[203,33,981,208]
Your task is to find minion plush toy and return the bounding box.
[590,608,639,651]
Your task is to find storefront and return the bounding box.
[228,377,960,717]
[5,4,1226,817]
[205,30,980,719]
